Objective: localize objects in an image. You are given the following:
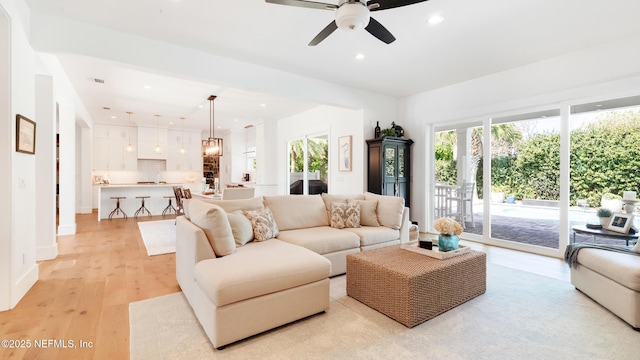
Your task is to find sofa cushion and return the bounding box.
[321,193,365,218]
[194,196,264,213]
[348,199,380,227]
[243,207,279,241]
[189,200,236,257]
[264,195,329,231]
[577,248,640,292]
[276,226,360,255]
[227,211,254,246]
[194,240,331,307]
[330,201,360,229]
[342,226,400,247]
[364,192,405,230]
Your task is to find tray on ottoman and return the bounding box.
[347,245,486,328]
[401,241,471,259]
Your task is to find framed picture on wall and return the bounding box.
[607,212,633,234]
[16,114,36,155]
[338,135,352,172]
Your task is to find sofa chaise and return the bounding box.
[176,193,411,348]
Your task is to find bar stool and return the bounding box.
[134,196,152,219]
[108,196,127,220]
[162,195,176,216]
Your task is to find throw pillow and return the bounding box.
[632,240,640,253]
[330,201,361,229]
[364,192,405,230]
[348,199,380,227]
[244,207,279,241]
[189,200,236,257]
[227,211,254,246]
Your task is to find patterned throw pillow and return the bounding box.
[348,199,380,227]
[330,202,361,229]
[243,207,279,241]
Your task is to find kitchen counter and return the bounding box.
[97,183,182,221]
[95,182,182,188]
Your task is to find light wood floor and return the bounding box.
[0,213,179,360]
[0,212,570,359]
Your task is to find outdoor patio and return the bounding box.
[458,203,638,249]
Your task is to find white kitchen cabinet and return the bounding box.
[166,130,202,171]
[93,137,109,170]
[93,123,110,138]
[137,126,167,160]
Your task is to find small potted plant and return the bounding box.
[596,208,613,227]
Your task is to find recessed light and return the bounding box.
[198,104,204,108]
[111,115,117,119]
[354,53,365,60]
[169,121,174,125]
[427,15,444,25]
[233,119,238,122]
[144,85,151,89]
[260,103,267,107]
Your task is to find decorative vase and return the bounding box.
[438,234,459,252]
[599,216,610,227]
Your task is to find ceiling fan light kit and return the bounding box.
[265,0,428,46]
[336,1,370,31]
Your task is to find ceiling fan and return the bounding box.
[265,0,429,46]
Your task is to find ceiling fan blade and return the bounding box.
[266,0,338,11]
[365,17,396,44]
[308,21,338,46]
[368,0,428,11]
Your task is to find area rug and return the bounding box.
[129,265,640,359]
[137,219,176,256]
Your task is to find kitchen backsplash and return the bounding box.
[137,160,167,181]
[93,159,201,185]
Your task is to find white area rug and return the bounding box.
[137,220,176,256]
[129,264,640,359]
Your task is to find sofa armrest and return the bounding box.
[398,207,411,243]
[176,216,216,303]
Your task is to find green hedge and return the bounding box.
[440,110,640,206]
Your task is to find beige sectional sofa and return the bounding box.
[176,193,411,348]
[570,246,640,329]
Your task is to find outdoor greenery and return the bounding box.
[289,137,329,181]
[435,109,640,207]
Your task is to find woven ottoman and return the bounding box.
[346,245,486,327]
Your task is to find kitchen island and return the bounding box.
[96,183,181,221]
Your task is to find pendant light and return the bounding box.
[203,95,223,156]
[179,117,186,155]
[126,111,134,152]
[154,114,161,153]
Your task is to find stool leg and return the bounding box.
[162,198,176,216]
[134,198,152,219]
[109,198,127,220]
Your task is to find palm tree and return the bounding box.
[470,124,521,184]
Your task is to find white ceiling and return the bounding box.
[23,0,640,132]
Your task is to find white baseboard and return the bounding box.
[37,244,58,261]
[11,264,38,308]
[57,223,76,236]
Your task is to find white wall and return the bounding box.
[277,105,365,195]
[34,74,57,260]
[0,0,38,311]
[400,32,640,232]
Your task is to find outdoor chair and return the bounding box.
[447,182,475,228]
